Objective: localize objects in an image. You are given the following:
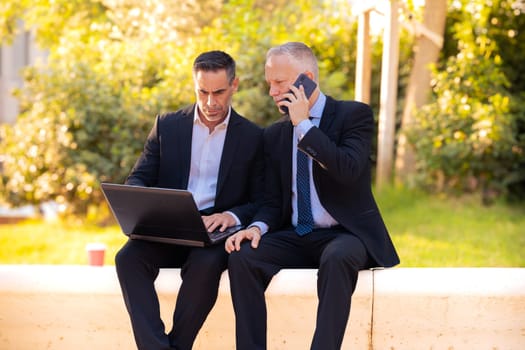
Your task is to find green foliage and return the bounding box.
[3,0,521,218]
[0,0,108,47]
[0,0,193,216]
[0,0,222,218]
[0,0,368,218]
[408,0,525,203]
[0,60,157,215]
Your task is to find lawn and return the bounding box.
[0,187,523,267]
[0,218,127,266]
[376,187,524,267]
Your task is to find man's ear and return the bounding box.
[304,71,315,82]
[231,77,240,92]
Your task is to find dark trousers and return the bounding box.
[228,228,370,350]
[115,239,228,350]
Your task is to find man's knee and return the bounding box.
[114,245,128,269]
[114,242,148,275]
[323,236,367,271]
[183,252,227,281]
[228,244,260,275]
[227,249,243,269]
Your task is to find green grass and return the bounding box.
[375,187,525,267]
[0,187,523,267]
[0,219,127,266]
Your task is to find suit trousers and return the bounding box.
[228,227,370,350]
[115,239,228,350]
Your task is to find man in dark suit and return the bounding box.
[225,42,399,350]
[115,50,263,350]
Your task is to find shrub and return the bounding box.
[0,61,159,216]
[408,1,524,204]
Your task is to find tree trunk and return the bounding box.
[376,0,400,189]
[394,0,448,184]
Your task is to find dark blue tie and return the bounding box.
[296,148,314,235]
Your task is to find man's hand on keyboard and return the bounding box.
[202,212,236,233]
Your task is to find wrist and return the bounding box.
[248,225,261,236]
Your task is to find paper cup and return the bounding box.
[86,243,106,266]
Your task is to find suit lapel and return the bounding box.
[311,96,339,192]
[216,110,241,198]
[280,120,294,209]
[319,96,336,133]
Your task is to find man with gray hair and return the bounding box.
[226,42,399,350]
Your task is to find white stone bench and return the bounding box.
[0,265,523,349]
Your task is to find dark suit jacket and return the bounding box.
[126,105,264,225]
[255,96,399,268]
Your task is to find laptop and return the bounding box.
[100,183,243,247]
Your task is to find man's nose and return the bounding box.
[207,94,216,105]
[269,85,280,97]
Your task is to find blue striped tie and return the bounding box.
[295,149,314,235]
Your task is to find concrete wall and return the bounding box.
[0,265,524,349]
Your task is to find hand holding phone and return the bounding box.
[279,73,317,114]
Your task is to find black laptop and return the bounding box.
[100,183,243,247]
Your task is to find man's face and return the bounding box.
[264,54,301,110]
[194,69,238,123]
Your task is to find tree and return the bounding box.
[407,0,524,203]
[395,0,448,184]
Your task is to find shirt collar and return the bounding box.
[193,105,231,130]
[309,92,326,121]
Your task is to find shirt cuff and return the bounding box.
[225,211,241,226]
[249,221,269,236]
[296,118,314,140]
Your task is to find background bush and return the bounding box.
[0,61,160,215]
[1,0,378,219]
[0,0,523,220]
[407,0,525,203]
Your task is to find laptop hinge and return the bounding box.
[129,234,205,247]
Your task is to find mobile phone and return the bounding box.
[279,73,318,114]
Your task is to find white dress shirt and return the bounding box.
[187,107,229,211]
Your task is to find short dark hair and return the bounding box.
[192,50,236,84]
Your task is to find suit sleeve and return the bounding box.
[224,127,265,225]
[298,101,373,184]
[125,115,161,187]
[252,124,288,231]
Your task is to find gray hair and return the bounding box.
[266,42,319,81]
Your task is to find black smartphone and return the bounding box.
[280,73,317,114]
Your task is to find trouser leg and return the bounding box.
[115,239,189,350]
[310,234,369,350]
[228,230,310,350]
[168,244,228,350]
[228,245,274,350]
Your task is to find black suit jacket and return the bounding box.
[255,96,399,268]
[126,105,264,225]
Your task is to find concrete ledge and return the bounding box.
[0,265,523,349]
[373,268,525,349]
